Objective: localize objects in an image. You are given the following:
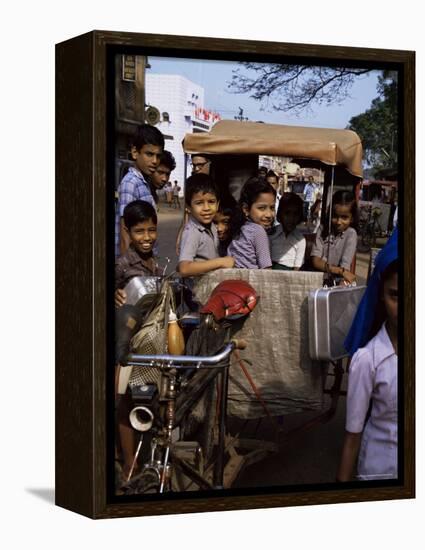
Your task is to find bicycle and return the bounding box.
[358,204,385,252]
[120,337,247,494]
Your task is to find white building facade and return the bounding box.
[145,73,220,195]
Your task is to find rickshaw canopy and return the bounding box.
[183,120,363,178]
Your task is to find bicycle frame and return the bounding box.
[124,340,242,493]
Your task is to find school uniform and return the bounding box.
[179,215,219,263]
[115,244,159,289]
[227,221,272,269]
[115,166,156,258]
[311,226,357,270]
[346,323,398,480]
[269,224,306,269]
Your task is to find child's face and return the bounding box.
[280,204,300,234]
[243,192,275,230]
[131,144,162,177]
[188,191,218,225]
[331,204,353,234]
[151,163,171,189]
[127,218,157,255]
[214,212,231,241]
[383,271,398,331]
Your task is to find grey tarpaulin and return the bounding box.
[192,269,325,418]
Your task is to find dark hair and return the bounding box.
[230,177,276,238]
[123,200,157,229]
[258,166,268,174]
[368,260,398,340]
[322,189,358,240]
[277,192,304,225]
[217,197,237,217]
[132,124,164,151]
[158,150,176,171]
[191,153,212,162]
[185,173,219,205]
[266,170,278,181]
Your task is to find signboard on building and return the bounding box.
[122,55,136,82]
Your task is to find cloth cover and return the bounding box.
[193,268,325,418]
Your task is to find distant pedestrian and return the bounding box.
[172,180,181,208]
[164,181,173,207]
[303,176,318,223]
[310,193,322,233]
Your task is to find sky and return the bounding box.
[149,56,381,129]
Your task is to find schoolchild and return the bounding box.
[115,199,161,307]
[310,190,358,284]
[227,177,275,269]
[269,192,306,270]
[115,124,164,257]
[150,150,176,194]
[337,231,398,481]
[213,199,236,257]
[178,174,234,277]
[114,199,162,484]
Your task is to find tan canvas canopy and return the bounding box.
[183,120,363,178]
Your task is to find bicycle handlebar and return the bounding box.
[126,339,247,370]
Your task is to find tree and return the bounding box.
[228,63,371,114]
[348,71,398,173]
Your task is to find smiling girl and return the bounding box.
[311,190,358,285]
[227,177,276,269]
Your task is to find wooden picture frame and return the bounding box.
[56,30,415,519]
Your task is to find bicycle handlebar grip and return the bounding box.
[231,338,247,350]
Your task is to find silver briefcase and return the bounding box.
[308,285,366,361]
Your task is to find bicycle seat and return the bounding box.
[200,280,258,322]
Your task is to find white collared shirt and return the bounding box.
[269,224,306,268]
[346,323,398,480]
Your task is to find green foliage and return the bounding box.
[348,71,398,174]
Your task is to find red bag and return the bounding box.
[200,280,258,321]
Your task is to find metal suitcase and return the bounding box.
[308,285,366,361]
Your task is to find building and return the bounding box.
[145,73,220,194]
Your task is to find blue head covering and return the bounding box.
[344,228,398,356]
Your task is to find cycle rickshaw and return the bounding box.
[117,120,367,494]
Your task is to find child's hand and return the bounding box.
[221,256,235,269]
[342,270,356,284]
[115,288,127,308]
